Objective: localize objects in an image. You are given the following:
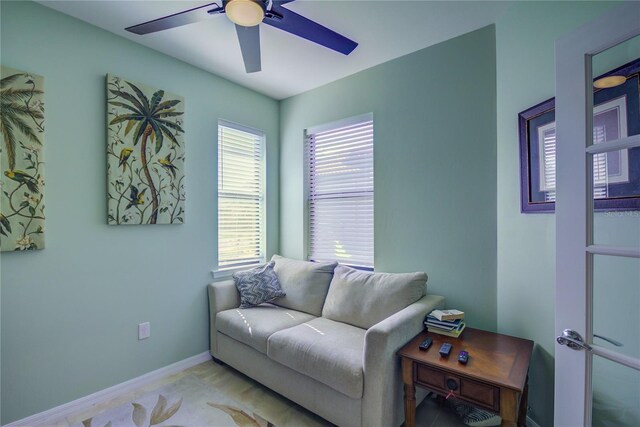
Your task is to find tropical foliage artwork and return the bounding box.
[0,66,45,251]
[107,74,185,225]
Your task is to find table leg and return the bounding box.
[401,358,416,427]
[517,376,529,427]
[500,389,518,427]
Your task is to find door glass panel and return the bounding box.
[590,34,640,427]
[592,355,640,427]
[593,209,640,247]
[592,34,640,77]
[590,37,640,245]
[592,255,640,360]
[591,148,640,247]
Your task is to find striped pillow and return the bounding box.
[232,262,286,309]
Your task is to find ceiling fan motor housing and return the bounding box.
[224,0,267,27]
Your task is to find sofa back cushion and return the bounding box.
[271,255,338,316]
[322,265,427,329]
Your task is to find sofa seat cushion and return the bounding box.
[267,317,366,399]
[217,305,316,354]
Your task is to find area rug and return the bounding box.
[71,375,275,427]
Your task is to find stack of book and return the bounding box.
[424,309,466,338]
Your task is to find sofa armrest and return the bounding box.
[207,280,240,357]
[362,293,445,427]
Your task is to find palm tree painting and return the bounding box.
[107,74,185,225]
[0,66,46,251]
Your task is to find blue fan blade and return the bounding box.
[235,25,261,73]
[126,2,224,35]
[264,4,357,55]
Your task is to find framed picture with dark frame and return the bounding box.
[518,58,640,213]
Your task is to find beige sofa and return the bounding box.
[208,256,444,427]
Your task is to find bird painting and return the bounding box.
[118,147,133,171]
[126,185,147,210]
[107,74,185,225]
[0,66,46,251]
[158,153,178,178]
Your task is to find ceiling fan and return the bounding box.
[125,0,358,73]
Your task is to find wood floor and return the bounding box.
[40,359,465,427]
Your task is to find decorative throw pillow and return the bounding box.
[232,262,286,309]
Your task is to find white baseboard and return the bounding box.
[527,415,541,427]
[4,351,212,427]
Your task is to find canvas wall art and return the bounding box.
[0,66,45,251]
[107,74,185,225]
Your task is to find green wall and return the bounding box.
[280,26,498,331]
[3,1,637,425]
[0,1,279,423]
[495,2,639,426]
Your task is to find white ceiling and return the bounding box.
[39,0,512,100]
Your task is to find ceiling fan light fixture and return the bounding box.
[226,0,265,27]
[593,75,626,89]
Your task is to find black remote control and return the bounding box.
[419,337,432,351]
[458,350,469,364]
[439,343,452,357]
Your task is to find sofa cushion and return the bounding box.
[217,304,316,354]
[322,265,427,329]
[267,317,366,399]
[232,261,285,308]
[270,255,337,316]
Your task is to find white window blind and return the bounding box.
[306,114,374,268]
[218,121,265,270]
[592,125,609,199]
[541,126,557,202]
[539,124,609,202]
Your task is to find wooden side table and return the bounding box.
[397,328,533,427]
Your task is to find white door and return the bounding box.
[555,3,640,426]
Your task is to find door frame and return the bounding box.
[555,3,640,426]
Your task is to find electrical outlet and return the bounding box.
[138,322,150,340]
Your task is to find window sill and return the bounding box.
[211,263,263,281]
[210,267,243,281]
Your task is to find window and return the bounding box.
[217,120,265,270]
[306,113,374,269]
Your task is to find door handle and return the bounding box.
[556,329,592,351]
[593,334,623,347]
